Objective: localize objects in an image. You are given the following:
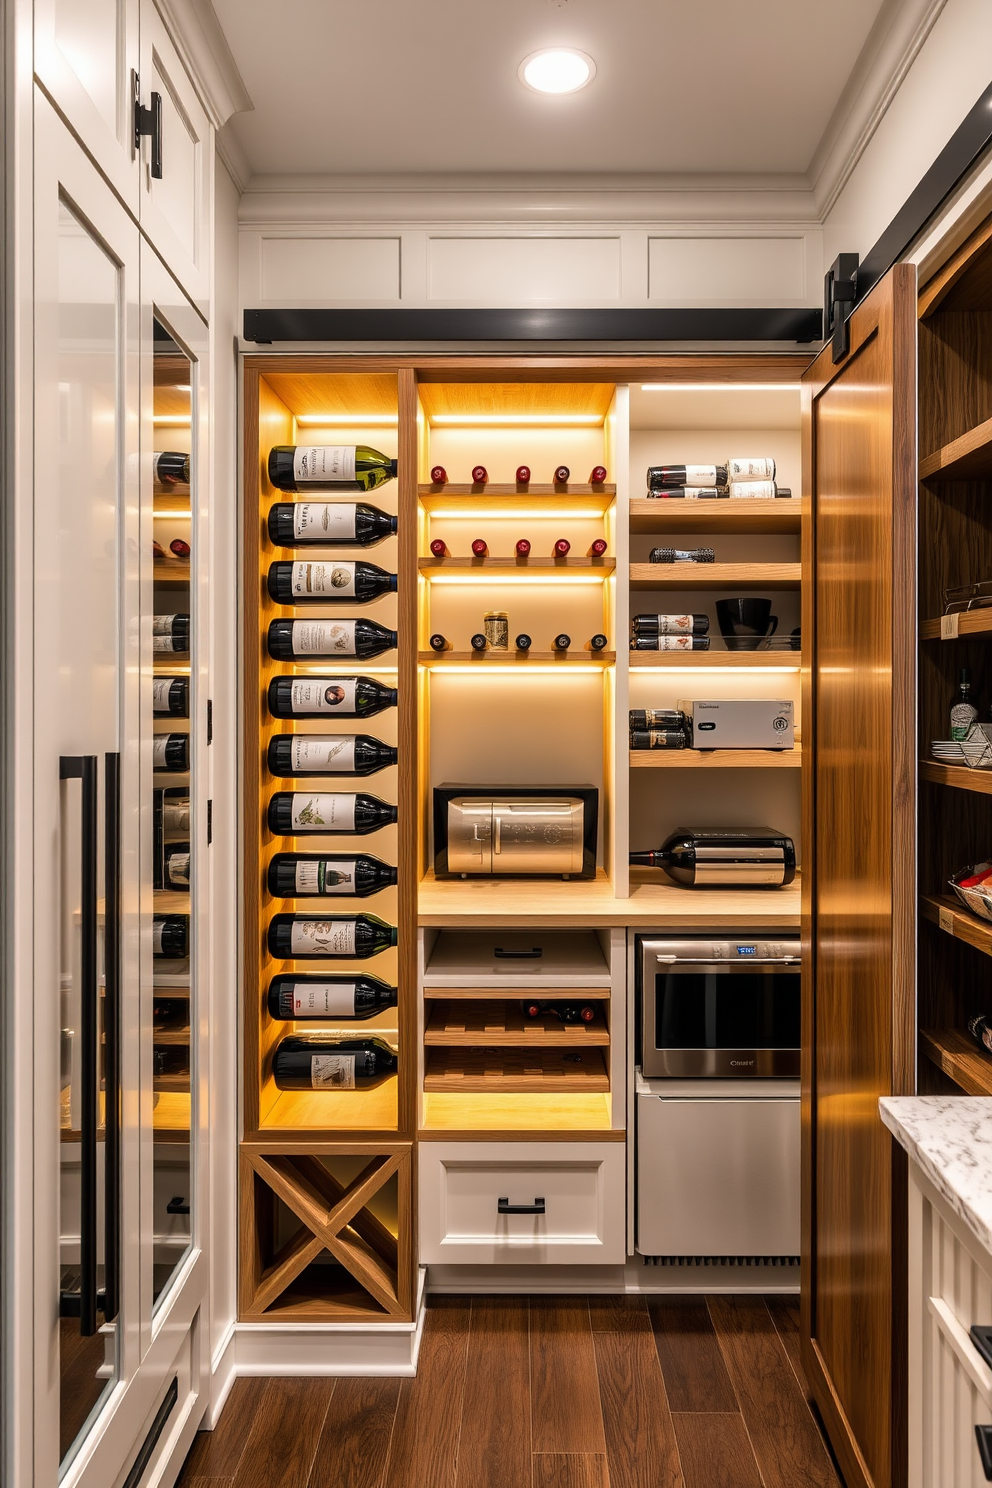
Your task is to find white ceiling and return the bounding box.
[213,0,890,179]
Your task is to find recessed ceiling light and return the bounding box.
[519,48,595,95]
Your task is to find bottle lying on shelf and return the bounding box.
[649,547,715,564]
[515,634,532,651]
[590,634,609,651]
[154,451,190,485]
[267,913,398,959]
[153,614,189,653]
[170,538,190,558]
[631,613,709,635]
[271,1035,397,1090]
[267,501,397,547]
[267,734,397,777]
[554,465,570,483]
[153,914,188,958]
[162,844,190,890]
[268,791,397,835]
[728,481,792,499]
[630,827,796,887]
[161,795,190,832]
[268,973,397,1020]
[589,465,608,483]
[727,457,776,480]
[267,617,397,660]
[553,633,571,651]
[471,465,488,483]
[516,465,531,483]
[645,486,725,500]
[429,634,450,652]
[552,539,571,557]
[153,733,190,772]
[968,1014,992,1054]
[630,636,711,651]
[430,538,448,557]
[589,538,608,557]
[647,464,728,490]
[630,708,688,729]
[515,538,531,556]
[521,999,596,1023]
[630,728,688,750]
[268,445,397,493]
[153,677,189,717]
[267,675,398,719]
[267,560,397,605]
[471,538,488,557]
[430,465,447,483]
[470,633,488,651]
[268,853,397,898]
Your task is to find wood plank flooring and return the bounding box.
[175,1295,843,1488]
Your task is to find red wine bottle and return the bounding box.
[589,465,607,483]
[267,446,397,493]
[471,538,488,557]
[471,465,488,483]
[552,539,570,557]
[154,733,189,772]
[153,614,189,653]
[430,465,447,483]
[153,677,189,717]
[267,675,397,720]
[554,465,570,483]
[272,1035,397,1089]
[153,915,188,958]
[267,734,397,777]
[268,853,397,898]
[154,451,190,485]
[170,538,190,558]
[268,791,397,835]
[515,465,531,482]
[515,538,531,556]
[429,538,448,557]
[429,634,449,652]
[647,464,728,490]
[153,540,166,560]
[162,844,191,891]
[267,560,396,605]
[267,914,397,959]
[268,973,397,1020]
[589,538,608,557]
[267,502,397,547]
[267,617,397,661]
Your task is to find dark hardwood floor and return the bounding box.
[175,1294,844,1488]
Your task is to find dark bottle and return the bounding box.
[471,465,488,483]
[153,676,189,717]
[630,709,688,729]
[162,843,191,891]
[429,634,450,652]
[631,613,710,634]
[268,853,397,898]
[630,636,711,651]
[153,540,166,560]
[429,538,448,557]
[552,539,571,557]
[553,465,570,483]
[630,728,687,750]
[521,999,595,1023]
[153,998,187,1030]
[267,913,398,959]
[267,617,397,661]
[272,1035,398,1090]
[267,675,397,720]
[153,614,189,653]
[267,501,397,548]
[154,451,190,485]
[515,634,532,651]
[267,734,397,778]
[268,973,397,1020]
[515,465,531,483]
[154,733,190,772]
[630,829,796,886]
[471,538,488,557]
[646,485,725,500]
[950,667,978,740]
[153,915,188,958]
[589,538,608,557]
[650,547,716,563]
[647,464,729,490]
[589,465,607,483]
[268,791,397,835]
[267,560,397,605]
[267,445,397,493]
[430,465,447,483]
[553,633,571,651]
[590,634,608,650]
[470,634,488,652]
[170,538,191,558]
[968,1014,992,1054]
[515,538,531,556]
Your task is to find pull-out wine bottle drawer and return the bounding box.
[419,1140,625,1265]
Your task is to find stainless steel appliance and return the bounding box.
[677,697,795,748]
[433,784,598,878]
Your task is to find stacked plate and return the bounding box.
[931,738,992,768]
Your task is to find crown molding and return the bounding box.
[217,122,251,195]
[154,0,253,129]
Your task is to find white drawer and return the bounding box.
[419,1141,625,1265]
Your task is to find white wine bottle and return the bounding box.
[267,501,397,547]
[268,446,397,493]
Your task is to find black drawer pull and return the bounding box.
[972,1325,992,1370]
[494,947,542,958]
[498,1196,545,1215]
[976,1424,992,1480]
[166,1195,190,1215]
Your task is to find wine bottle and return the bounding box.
[267,502,397,548]
[429,634,449,652]
[267,675,397,720]
[647,464,728,489]
[471,465,488,483]
[515,634,532,651]
[170,538,190,558]
[267,560,397,605]
[267,734,397,778]
[153,677,189,717]
[589,538,608,557]
[630,636,711,651]
[162,795,190,832]
[268,973,397,1021]
[521,999,595,1023]
[951,668,978,740]
[154,451,190,485]
[646,485,725,500]
[553,633,571,651]
[515,538,531,556]
[271,1035,397,1090]
[515,465,531,483]
[590,634,608,651]
[267,913,398,959]
[267,618,397,661]
[553,465,570,483]
[153,614,189,653]
[728,480,791,499]
[267,853,397,898]
[153,915,188,958]
[630,709,688,729]
[162,844,191,890]
[267,446,397,493]
[154,733,189,772]
[631,613,709,635]
[552,539,570,557]
[728,457,776,481]
[268,791,397,835]
[589,465,607,483]
[153,540,166,560]
[429,538,448,557]
[630,728,687,750]
[470,634,487,652]
[430,465,447,483]
[649,547,716,563]
[471,538,488,557]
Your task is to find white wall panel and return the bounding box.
[427,236,622,304]
[258,236,401,303]
[648,236,806,305]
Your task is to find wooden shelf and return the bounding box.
[153,1026,191,1045]
[153,1072,189,1093]
[153,1092,190,1139]
[420,1091,616,1135]
[425,999,609,1047]
[630,562,801,591]
[920,608,992,639]
[630,747,800,768]
[257,1080,399,1136]
[920,417,992,481]
[419,650,615,666]
[920,1028,992,1096]
[424,1046,609,1093]
[418,556,614,574]
[920,760,992,795]
[920,893,992,957]
[629,497,804,534]
[419,483,615,499]
[154,890,190,913]
[423,985,611,1001]
[629,649,801,667]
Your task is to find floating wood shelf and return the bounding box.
[153,559,191,581]
[419,649,615,666]
[920,609,992,639]
[630,562,801,591]
[419,483,615,499]
[423,985,611,1001]
[920,893,992,957]
[256,1080,399,1137]
[418,556,615,574]
[920,417,992,481]
[629,649,801,667]
[152,1026,191,1045]
[630,747,801,768]
[629,497,804,534]
[920,1028,992,1096]
[425,999,609,1047]
[920,760,992,795]
[420,1091,616,1136]
[424,1046,609,1093]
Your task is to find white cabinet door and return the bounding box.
[137,3,212,314]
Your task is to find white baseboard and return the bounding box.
[203,1321,237,1428]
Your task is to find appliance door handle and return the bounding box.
[494,813,501,855]
[498,1196,546,1215]
[60,755,99,1336]
[103,753,121,1323]
[976,1424,992,1480]
[494,947,542,959]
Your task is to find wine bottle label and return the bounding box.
[950,702,978,740]
[153,678,175,708]
[634,614,696,634]
[290,561,357,598]
[293,447,357,485]
[310,1053,356,1090]
[290,919,357,955]
[291,981,358,1015]
[291,794,357,831]
[296,860,357,894]
[728,458,776,480]
[288,679,358,714]
[153,736,179,768]
[293,502,357,541]
[163,802,190,831]
[166,852,190,887]
[729,480,777,499]
[291,736,357,772]
[290,620,358,655]
[632,635,697,651]
[153,923,164,954]
[153,635,181,652]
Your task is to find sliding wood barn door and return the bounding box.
[801,262,917,1488]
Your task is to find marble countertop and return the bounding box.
[880,1096,992,1254]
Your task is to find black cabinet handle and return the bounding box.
[166,1196,190,1215]
[494,947,542,959]
[133,72,163,179]
[103,753,121,1323]
[976,1424,992,1480]
[60,755,99,1336]
[498,1197,545,1215]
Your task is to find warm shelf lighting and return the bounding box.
[426,507,609,520]
[153,415,192,425]
[519,48,596,94]
[153,509,192,518]
[640,383,802,392]
[426,664,606,675]
[429,414,602,426]
[426,572,608,585]
[296,414,398,426]
[631,664,799,674]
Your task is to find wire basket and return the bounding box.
[950,863,992,923]
[931,734,992,769]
